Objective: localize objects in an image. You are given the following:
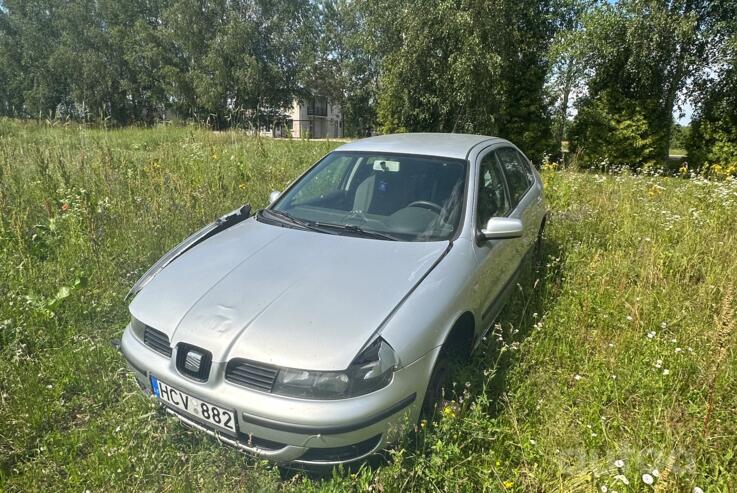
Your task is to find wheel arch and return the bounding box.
[441,310,476,358]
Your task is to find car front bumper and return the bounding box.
[120,324,438,466]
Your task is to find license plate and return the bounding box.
[151,376,237,435]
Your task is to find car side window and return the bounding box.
[496,147,533,207]
[476,153,510,230]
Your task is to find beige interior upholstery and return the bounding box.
[352,174,376,212]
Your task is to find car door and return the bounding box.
[472,149,519,328]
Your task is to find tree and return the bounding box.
[686,8,737,170]
[569,89,658,168]
[373,0,555,163]
[0,0,67,118]
[570,0,719,167]
[0,0,313,128]
[670,123,690,151]
[159,0,311,129]
[305,0,381,136]
[546,0,597,158]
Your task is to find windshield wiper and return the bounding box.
[259,209,331,234]
[314,223,399,241]
[260,210,399,241]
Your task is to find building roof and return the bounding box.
[335,133,506,159]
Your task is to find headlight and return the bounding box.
[271,338,396,399]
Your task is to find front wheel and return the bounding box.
[420,352,450,419]
[533,217,546,270]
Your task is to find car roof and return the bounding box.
[335,133,507,160]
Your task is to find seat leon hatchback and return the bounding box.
[121,133,547,467]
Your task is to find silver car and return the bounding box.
[120,133,547,467]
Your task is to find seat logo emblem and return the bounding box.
[184,350,203,373]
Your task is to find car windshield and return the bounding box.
[268,151,467,241]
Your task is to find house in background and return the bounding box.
[266,95,342,139]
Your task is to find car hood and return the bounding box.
[129,217,449,370]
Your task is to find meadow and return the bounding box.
[0,120,735,492]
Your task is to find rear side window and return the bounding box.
[496,148,533,206]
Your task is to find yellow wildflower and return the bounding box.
[442,405,455,418]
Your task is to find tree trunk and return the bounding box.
[557,56,576,157]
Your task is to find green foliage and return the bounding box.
[2,124,737,491]
[374,0,555,162]
[570,90,658,168]
[670,124,690,152]
[569,0,722,167]
[306,0,380,137]
[1,0,737,167]
[546,0,593,159]
[687,31,737,173]
[0,0,312,128]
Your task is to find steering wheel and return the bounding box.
[406,200,443,214]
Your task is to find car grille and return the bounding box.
[300,434,382,462]
[176,343,212,381]
[143,326,172,357]
[225,359,278,392]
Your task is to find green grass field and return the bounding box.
[1,120,735,492]
[669,148,687,158]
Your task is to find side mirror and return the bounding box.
[268,190,281,204]
[480,217,524,240]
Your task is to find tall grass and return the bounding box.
[0,120,735,491]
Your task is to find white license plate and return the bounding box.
[151,376,237,435]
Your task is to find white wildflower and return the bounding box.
[642,473,654,485]
[574,374,582,381]
[647,331,656,339]
[693,487,704,493]
[614,459,625,468]
[651,469,660,477]
[663,369,670,376]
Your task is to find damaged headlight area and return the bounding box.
[272,338,396,399]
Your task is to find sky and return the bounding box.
[676,100,694,125]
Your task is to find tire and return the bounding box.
[420,352,450,419]
[534,218,546,270]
